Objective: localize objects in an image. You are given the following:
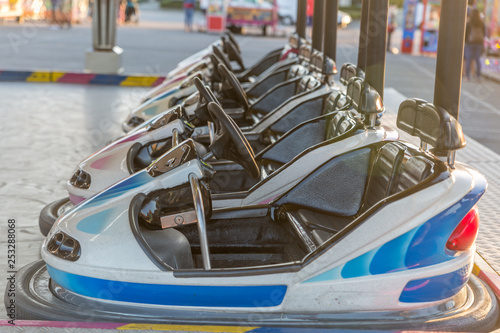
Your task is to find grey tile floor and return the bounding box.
[0,83,141,319]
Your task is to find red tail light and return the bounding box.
[446,206,479,252]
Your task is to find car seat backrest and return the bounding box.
[345,77,384,124]
[309,52,337,84]
[390,156,433,195]
[289,33,300,49]
[340,63,358,86]
[397,98,466,156]
[361,142,405,212]
[298,43,313,65]
[323,93,339,113]
[336,113,358,136]
[287,64,308,80]
[340,63,365,86]
[296,75,320,94]
[345,77,362,110]
[324,111,357,139]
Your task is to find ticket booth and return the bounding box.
[401,0,418,54]
[420,0,441,54]
[207,0,228,33]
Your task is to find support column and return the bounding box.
[296,0,307,39]
[324,0,339,61]
[365,0,388,99]
[357,0,370,72]
[85,0,123,73]
[312,0,325,51]
[433,0,467,120]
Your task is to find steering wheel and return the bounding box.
[212,45,233,72]
[208,54,224,83]
[218,64,249,112]
[222,36,245,71]
[225,30,241,53]
[207,102,260,178]
[189,173,211,270]
[193,77,217,123]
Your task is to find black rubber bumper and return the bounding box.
[8,259,500,331]
[38,198,72,236]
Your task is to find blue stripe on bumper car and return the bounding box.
[46,265,287,307]
[399,263,471,303]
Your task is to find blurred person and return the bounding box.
[184,0,195,32]
[60,0,72,28]
[50,0,60,27]
[200,0,208,16]
[306,0,313,38]
[306,0,313,25]
[387,8,397,52]
[464,8,485,81]
[118,0,126,24]
[125,0,136,22]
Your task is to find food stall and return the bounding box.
[226,0,278,35]
[0,0,24,21]
[207,0,228,33]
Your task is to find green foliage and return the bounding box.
[390,0,405,8]
[159,0,184,9]
[339,6,361,20]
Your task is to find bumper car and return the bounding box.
[13,98,498,331]
[122,38,309,133]
[39,73,388,235]
[169,30,298,84]
[136,32,300,110]
[125,52,342,149]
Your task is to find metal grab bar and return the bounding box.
[189,173,211,270]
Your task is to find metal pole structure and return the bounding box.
[324,0,339,62]
[85,0,123,73]
[92,0,116,51]
[296,0,307,39]
[357,0,370,72]
[365,0,389,99]
[433,0,467,120]
[312,0,325,51]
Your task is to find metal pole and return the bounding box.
[324,0,339,62]
[433,0,467,120]
[357,0,370,71]
[312,0,325,51]
[296,0,307,39]
[189,174,211,270]
[92,0,117,50]
[365,0,388,99]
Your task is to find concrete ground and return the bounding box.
[0,1,290,75]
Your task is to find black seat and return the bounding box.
[248,52,334,117]
[397,98,466,156]
[276,142,436,248]
[340,63,364,86]
[257,76,381,170]
[259,110,360,167]
[245,43,313,99]
[391,156,433,195]
[360,142,405,212]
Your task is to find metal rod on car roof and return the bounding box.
[324,0,339,62]
[296,0,307,39]
[312,0,325,52]
[357,0,370,72]
[433,0,467,121]
[365,0,389,99]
